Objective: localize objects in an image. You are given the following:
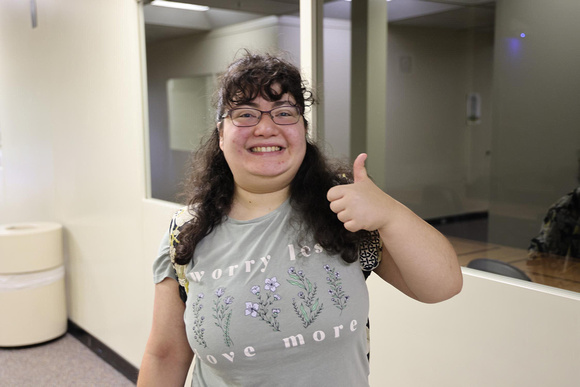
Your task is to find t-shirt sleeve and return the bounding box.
[152,230,177,284]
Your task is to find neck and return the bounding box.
[229,186,290,221]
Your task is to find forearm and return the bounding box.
[138,350,194,387]
[139,278,195,386]
[326,153,462,302]
[377,199,462,303]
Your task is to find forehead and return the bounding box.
[233,92,297,108]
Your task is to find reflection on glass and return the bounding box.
[167,75,216,152]
[386,0,580,293]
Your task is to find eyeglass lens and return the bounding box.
[230,106,300,127]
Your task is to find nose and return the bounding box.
[252,112,279,137]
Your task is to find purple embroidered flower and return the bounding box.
[272,308,281,316]
[298,291,305,299]
[323,265,330,271]
[197,293,204,299]
[288,267,295,274]
[224,296,234,305]
[264,277,280,292]
[251,285,260,295]
[273,294,281,301]
[245,302,259,318]
[325,265,349,314]
[215,288,225,298]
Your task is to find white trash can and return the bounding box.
[0,222,67,347]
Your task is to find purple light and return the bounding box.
[520,33,526,38]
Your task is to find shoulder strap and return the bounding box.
[359,230,382,280]
[168,207,195,303]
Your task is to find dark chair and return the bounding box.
[467,258,532,282]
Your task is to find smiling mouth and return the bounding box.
[250,146,282,153]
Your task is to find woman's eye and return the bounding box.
[235,110,258,118]
[274,108,296,117]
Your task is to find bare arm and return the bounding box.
[327,154,462,303]
[372,201,462,303]
[138,278,194,386]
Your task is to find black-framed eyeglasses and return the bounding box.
[221,105,302,127]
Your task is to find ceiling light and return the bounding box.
[150,1,209,11]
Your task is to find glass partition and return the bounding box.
[386,0,580,293]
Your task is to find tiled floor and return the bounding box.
[0,334,134,386]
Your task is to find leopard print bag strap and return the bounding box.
[168,207,195,304]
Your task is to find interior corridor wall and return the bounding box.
[367,270,580,387]
[0,3,56,223]
[0,0,175,366]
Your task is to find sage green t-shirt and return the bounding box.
[153,200,370,386]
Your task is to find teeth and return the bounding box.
[251,146,281,153]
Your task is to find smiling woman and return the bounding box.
[138,51,462,386]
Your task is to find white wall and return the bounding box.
[368,269,580,387]
[1,1,579,385]
[0,0,175,366]
[0,1,56,223]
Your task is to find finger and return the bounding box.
[327,185,344,202]
[336,210,352,225]
[353,153,368,183]
[343,220,362,232]
[329,198,347,215]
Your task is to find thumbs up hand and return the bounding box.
[327,153,392,233]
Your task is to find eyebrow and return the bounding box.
[239,100,295,108]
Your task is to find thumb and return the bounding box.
[353,153,368,183]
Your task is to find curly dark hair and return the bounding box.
[174,51,368,265]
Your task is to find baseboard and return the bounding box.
[67,320,139,384]
[426,211,488,226]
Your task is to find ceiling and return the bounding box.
[143,0,496,43]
